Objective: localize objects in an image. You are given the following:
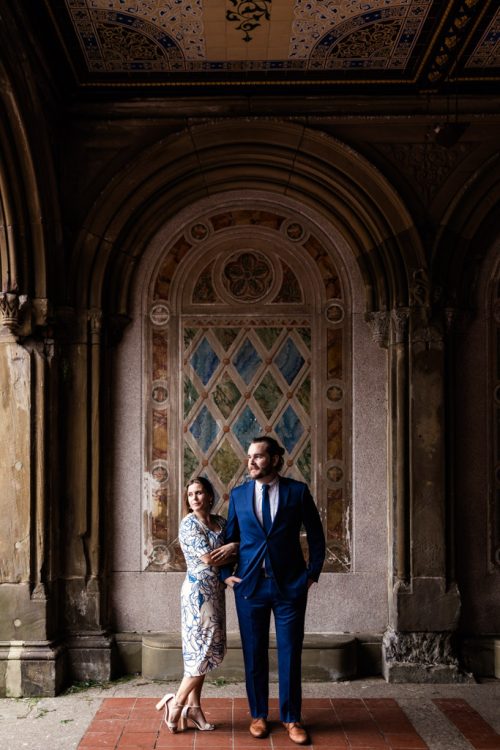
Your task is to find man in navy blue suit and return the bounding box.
[218,436,326,745]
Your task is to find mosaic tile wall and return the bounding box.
[145,208,349,573]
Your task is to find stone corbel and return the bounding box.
[0,291,29,341]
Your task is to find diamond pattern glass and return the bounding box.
[275,337,304,385]
[191,337,220,385]
[275,405,304,453]
[233,406,262,451]
[256,327,281,350]
[184,377,199,417]
[211,440,241,484]
[233,338,262,385]
[183,444,198,484]
[189,406,219,452]
[254,372,283,419]
[212,374,241,418]
[297,441,311,483]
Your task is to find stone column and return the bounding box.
[0,292,65,697]
[370,269,469,682]
[59,307,116,683]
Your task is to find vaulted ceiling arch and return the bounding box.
[73,120,424,318]
[433,153,500,310]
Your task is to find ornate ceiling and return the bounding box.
[42,0,499,93]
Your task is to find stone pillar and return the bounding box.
[0,292,65,696]
[59,307,115,682]
[370,270,469,682]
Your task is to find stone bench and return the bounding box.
[141,632,362,682]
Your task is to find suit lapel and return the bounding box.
[272,476,289,529]
[246,480,262,531]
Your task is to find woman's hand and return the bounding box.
[203,542,239,566]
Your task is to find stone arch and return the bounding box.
[139,192,353,574]
[433,153,500,310]
[73,120,424,317]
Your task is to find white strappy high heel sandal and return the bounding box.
[179,705,215,731]
[155,693,183,733]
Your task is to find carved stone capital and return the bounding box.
[88,309,103,341]
[0,292,29,341]
[410,268,432,309]
[391,307,410,344]
[365,310,390,348]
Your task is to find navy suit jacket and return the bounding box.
[222,476,326,599]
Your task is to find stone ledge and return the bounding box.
[140,632,365,682]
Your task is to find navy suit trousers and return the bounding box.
[235,573,307,722]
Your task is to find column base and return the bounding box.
[65,633,117,683]
[0,641,67,697]
[382,628,474,684]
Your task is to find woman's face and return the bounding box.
[187,482,212,514]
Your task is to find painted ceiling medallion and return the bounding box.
[222,251,274,301]
[226,0,272,43]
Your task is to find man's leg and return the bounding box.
[235,577,273,718]
[272,588,307,723]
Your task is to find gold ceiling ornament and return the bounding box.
[226,0,272,43]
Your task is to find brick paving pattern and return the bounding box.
[77,696,500,749]
[433,699,500,749]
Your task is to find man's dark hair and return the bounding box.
[251,436,285,472]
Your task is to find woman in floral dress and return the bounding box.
[156,477,237,732]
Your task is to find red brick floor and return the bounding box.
[77,696,500,749]
[433,699,500,749]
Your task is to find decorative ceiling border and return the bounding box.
[43,0,500,89]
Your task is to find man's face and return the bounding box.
[247,441,279,482]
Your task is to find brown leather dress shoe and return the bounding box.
[249,717,269,738]
[282,722,309,745]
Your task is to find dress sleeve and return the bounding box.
[179,515,212,560]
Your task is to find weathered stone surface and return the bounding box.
[66,634,116,682]
[0,583,50,641]
[0,643,66,697]
[382,627,474,684]
[391,578,461,632]
[0,343,32,583]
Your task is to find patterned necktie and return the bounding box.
[262,483,272,534]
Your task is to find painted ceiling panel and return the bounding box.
[43,0,500,88]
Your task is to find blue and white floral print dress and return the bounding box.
[179,513,227,676]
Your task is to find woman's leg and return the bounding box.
[176,674,205,706]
